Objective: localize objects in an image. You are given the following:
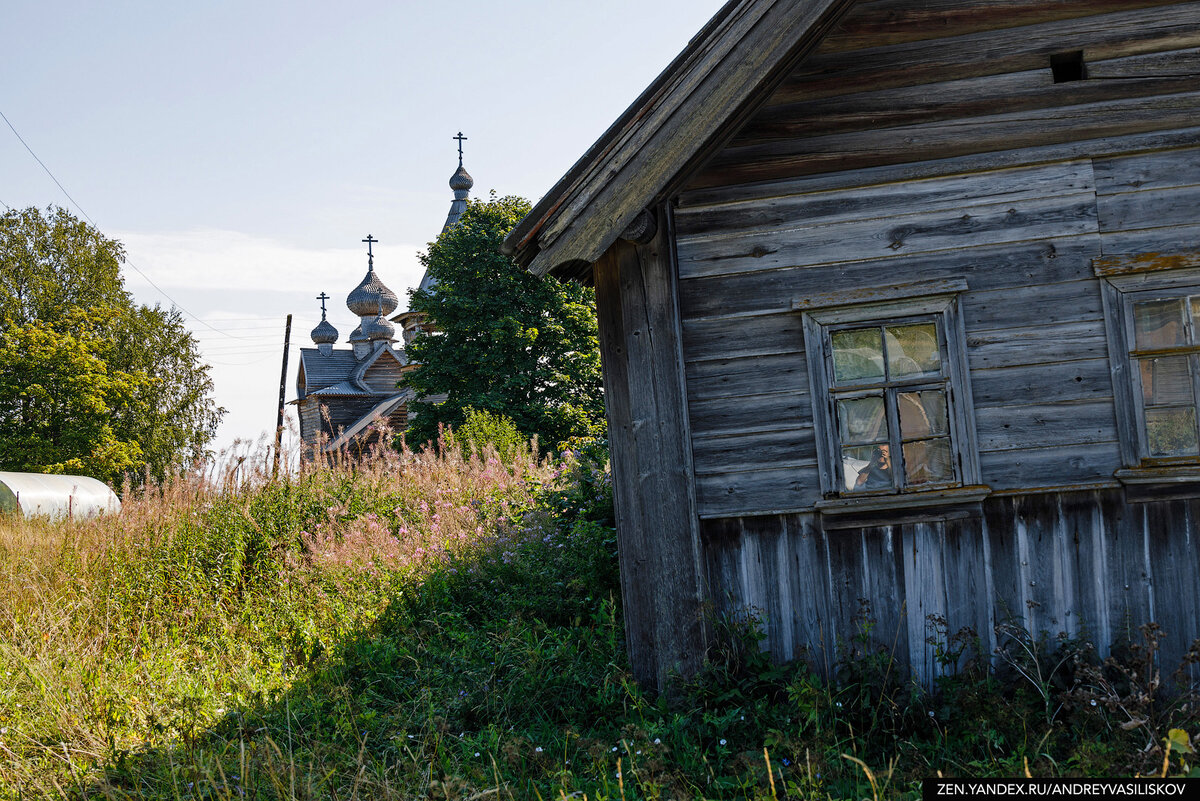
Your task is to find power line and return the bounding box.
[0,106,251,341]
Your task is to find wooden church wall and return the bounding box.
[664,0,1200,684]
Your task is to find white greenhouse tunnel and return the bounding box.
[0,472,121,520]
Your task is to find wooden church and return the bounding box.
[504,0,1200,690]
[294,154,473,457]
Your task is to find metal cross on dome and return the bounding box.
[454,132,467,166]
[316,291,330,318]
[362,234,378,269]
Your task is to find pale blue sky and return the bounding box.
[1,1,725,453]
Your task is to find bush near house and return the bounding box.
[1,429,1198,800]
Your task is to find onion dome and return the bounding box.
[348,322,368,343]
[346,268,399,317]
[362,312,395,342]
[449,164,474,193]
[310,318,338,345]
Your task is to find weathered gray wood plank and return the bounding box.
[1100,222,1200,256]
[685,352,810,401]
[734,59,1197,145]
[971,357,1116,408]
[678,238,1099,321]
[962,279,1105,336]
[677,193,1099,279]
[692,90,1200,189]
[979,440,1120,490]
[676,160,1094,240]
[975,400,1118,452]
[784,514,836,670]
[687,390,810,438]
[679,127,1200,209]
[691,427,817,476]
[696,466,821,519]
[682,313,803,362]
[901,523,949,682]
[818,0,1183,52]
[1097,181,1200,233]
[967,321,1111,370]
[775,4,1200,103]
[941,515,995,669]
[592,212,706,691]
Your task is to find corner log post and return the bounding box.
[593,204,707,692]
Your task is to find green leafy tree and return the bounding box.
[404,195,604,450]
[0,321,143,482]
[0,206,224,484]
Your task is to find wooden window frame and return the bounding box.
[800,285,983,513]
[1098,264,1200,477]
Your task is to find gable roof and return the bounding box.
[324,390,414,453]
[502,0,852,279]
[298,349,361,393]
[350,343,406,386]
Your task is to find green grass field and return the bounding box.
[2,434,1197,799]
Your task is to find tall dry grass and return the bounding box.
[0,430,554,797]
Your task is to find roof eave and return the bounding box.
[502,0,852,280]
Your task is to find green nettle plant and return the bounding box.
[403,194,605,452]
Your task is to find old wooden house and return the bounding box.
[504,0,1200,690]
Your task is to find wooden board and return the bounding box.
[676,160,1096,239]
[592,212,707,691]
[692,91,1200,189]
[700,489,1200,686]
[691,426,817,475]
[975,400,1119,452]
[1094,145,1200,194]
[678,237,1100,321]
[819,0,1184,52]
[676,192,1099,279]
[685,352,811,401]
[776,4,1200,102]
[1097,181,1200,233]
[734,56,1198,145]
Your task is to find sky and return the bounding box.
[1,0,726,456]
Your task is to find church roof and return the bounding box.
[324,390,415,452]
[347,266,400,317]
[310,317,338,345]
[298,349,361,392]
[501,0,852,279]
[309,380,374,397]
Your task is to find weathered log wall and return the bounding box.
[665,0,1200,686]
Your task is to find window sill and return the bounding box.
[816,485,992,529]
[1115,467,1200,502]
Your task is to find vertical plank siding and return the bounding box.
[704,493,1200,686]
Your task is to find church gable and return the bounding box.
[358,349,406,394]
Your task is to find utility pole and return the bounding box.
[274,313,293,475]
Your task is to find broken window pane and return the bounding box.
[1133,298,1186,350]
[903,438,955,485]
[842,444,894,491]
[885,323,940,377]
[1146,407,1199,457]
[898,390,948,439]
[831,327,884,384]
[1140,356,1194,406]
[837,396,887,444]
